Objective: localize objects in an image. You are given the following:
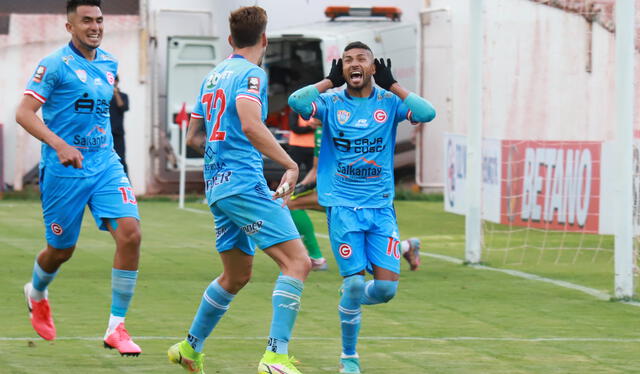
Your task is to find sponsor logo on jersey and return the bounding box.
[355,119,369,128]
[106,72,115,85]
[247,76,260,93]
[75,69,87,83]
[205,171,232,191]
[74,94,110,114]
[216,226,229,239]
[241,220,263,235]
[373,109,388,123]
[94,78,103,86]
[332,136,386,154]
[336,157,382,181]
[337,110,350,125]
[120,176,130,184]
[32,65,46,83]
[339,243,352,258]
[204,162,227,172]
[50,223,63,235]
[73,125,109,149]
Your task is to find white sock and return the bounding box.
[400,240,410,255]
[107,314,125,333]
[29,287,47,301]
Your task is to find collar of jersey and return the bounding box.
[344,86,377,101]
[68,41,99,61]
[228,54,246,59]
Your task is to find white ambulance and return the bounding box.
[262,6,419,179]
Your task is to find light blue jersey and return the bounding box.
[191,55,269,205]
[25,42,120,177]
[311,87,414,208]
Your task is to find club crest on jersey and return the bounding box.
[247,76,260,93]
[50,223,63,235]
[32,65,46,83]
[106,72,115,85]
[373,109,387,123]
[337,110,350,125]
[339,244,352,259]
[75,69,87,83]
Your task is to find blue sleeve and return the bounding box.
[24,55,62,104]
[288,85,327,121]
[236,67,267,108]
[402,93,436,123]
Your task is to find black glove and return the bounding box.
[374,58,397,90]
[326,59,345,88]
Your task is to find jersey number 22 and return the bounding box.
[202,89,227,141]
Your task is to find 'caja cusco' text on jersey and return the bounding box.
[191,55,269,205]
[24,42,119,177]
[312,87,414,208]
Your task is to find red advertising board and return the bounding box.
[500,140,601,233]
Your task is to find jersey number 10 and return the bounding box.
[202,89,227,141]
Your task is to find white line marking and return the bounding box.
[315,232,639,307]
[1,336,638,343]
[422,252,640,307]
[182,207,209,215]
[181,216,638,307]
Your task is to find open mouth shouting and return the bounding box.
[349,70,363,86]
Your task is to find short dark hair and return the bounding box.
[229,6,268,49]
[344,41,372,53]
[67,0,101,14]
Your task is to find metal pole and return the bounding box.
[178,122,187,209]
[614,0,635,299]
[465,0,483,264]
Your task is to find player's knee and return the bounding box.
[118,222,141,248]
[342,275,365,299]
[374,280,398,303]
[222,271,252,293]
[54,248,75,263]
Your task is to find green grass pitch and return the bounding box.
[0,200,639,373]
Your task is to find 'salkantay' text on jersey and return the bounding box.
[313,87,414,208]
[191,55,269,205]
[24,42,120,177]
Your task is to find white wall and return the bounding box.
[419,0,639,189]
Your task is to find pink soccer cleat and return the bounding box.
[104,322,142,356]
[24,282,56,341]
[403,238,421,271]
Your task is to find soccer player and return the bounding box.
[15,0,142,356]
[289,127,423,271]
[288,41,436,373]
[167,6,311,374]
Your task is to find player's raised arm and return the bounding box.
[15,95,84,168]
[374,58,436,123]
[237,98,299,203]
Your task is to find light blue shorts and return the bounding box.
[210,188,300,255]
[40,161,140,249]
[326,206,401,276]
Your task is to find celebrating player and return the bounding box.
[167,6,311,374]
[288,41,436,373]
[289,128,422,271]
[16,0,142,356]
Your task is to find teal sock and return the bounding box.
[267,275,304,354]
[111,268,138,317]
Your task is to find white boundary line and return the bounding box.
[178,208,640,307]
[422,252,640,307]
[1,336,639,343]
